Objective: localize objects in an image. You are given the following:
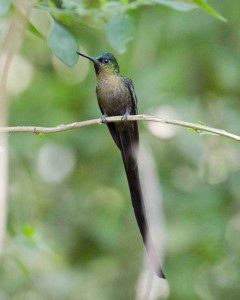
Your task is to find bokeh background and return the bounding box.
[1,0,240,299]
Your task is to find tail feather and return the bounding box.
[110,122,165,278]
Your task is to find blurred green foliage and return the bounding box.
[1,0,240,299]
[1,0,226,66]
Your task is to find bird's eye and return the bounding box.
[103,59,109,64]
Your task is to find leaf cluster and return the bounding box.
[1,0,225,67]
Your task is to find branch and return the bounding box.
[0,114,239,142]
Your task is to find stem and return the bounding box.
[0,114,239,142]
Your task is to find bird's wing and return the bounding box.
[121,77,138,115]
[121,77,139,146]
[100,77,139,150]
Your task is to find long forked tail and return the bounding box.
[114,123,165,279]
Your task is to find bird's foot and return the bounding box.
[121,110,130,123]
[101,114,108,124]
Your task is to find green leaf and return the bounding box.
[188,127,199,133]
[0,0,12,16]
[151,0,226,21]
[37,132,44,140]
[151,0,196,11]
[192,0,227,22]
[47,20,79,67]
[107,15,134,54]
[28,22,45,40]
[13,225,40,251]
[29,8,53,38]
[197,120,206,126]
[188,126,218,136]
[23,225,35,238]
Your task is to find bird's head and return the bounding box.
[77,52,120,76]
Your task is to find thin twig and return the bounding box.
[0,114,239,142]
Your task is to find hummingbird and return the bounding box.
[77,52,165,279]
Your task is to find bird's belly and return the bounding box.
[96,84,131,116]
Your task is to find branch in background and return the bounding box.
[0,0,33,256]
[0,114,239,142]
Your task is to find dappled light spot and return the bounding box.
[194,258,240,299]
[207,156,230,185]
[148,105,179,139]
[37,143,76,183]
[0,54,33,96]
[166,224,195,255]
[202,147,239,185]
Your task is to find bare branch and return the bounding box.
[0,114,239,142]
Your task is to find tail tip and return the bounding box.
[157,268,166,279]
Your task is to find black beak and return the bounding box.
[76,52,99,73]
[76,52,96,63]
